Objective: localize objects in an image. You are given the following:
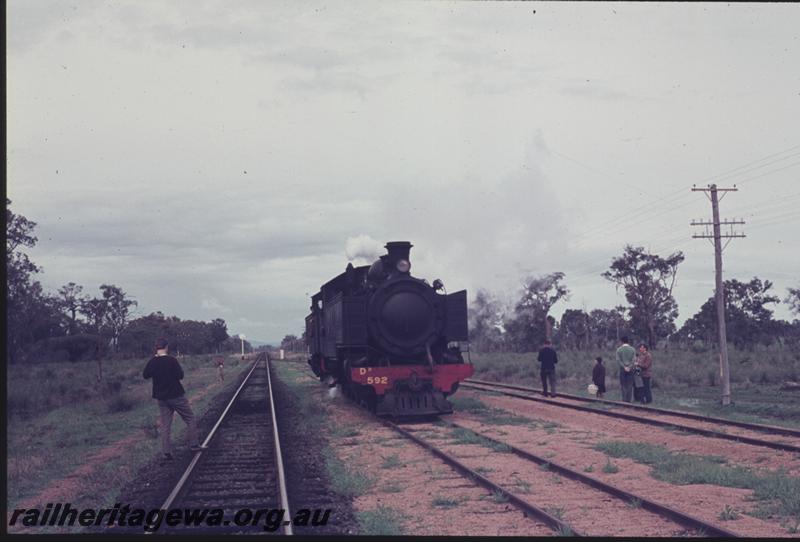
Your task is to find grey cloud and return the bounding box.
[10,1,800,342]
[7,0,88,52]
[559,80,645,102]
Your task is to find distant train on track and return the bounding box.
[306,241,473,416]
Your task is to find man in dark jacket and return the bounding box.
[537,339,558,397]
[143,338,202,459]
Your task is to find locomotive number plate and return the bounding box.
[366,376,389,385]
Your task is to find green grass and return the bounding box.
[449,395,490,413]
[512,475,532,494]
[595,440,800,525]
[381,454,402,469]
[718,505,740,521]
[330,424,361,439]
[601,459,619,474]
[480,409,534,426]
[545,506,565,520]
[381,482,404,493]
[356,506,405,535]
[450,394,532,425]
[432,495,464,508]
[323,446,374,497]
[7,355,248,532]
[555,525,574,537]
[491,490,509,503]
[447,426,511,452]
[274,363,377,502]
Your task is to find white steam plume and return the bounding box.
[345,234,383,264]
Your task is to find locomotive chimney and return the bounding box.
[385,241,413,274]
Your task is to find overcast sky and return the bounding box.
[8,1,800,344]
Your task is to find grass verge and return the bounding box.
[356,506,405,535]
[6,355,248,532]
[595,440,800,527]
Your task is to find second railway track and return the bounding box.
[380,418,739,537]
[462,379,800,454]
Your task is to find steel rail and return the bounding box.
[149,358,261,531]
[445,420,738,537]
[461,382,800,454]
[264,353,293,535]
[381,419,585,537]
[466,378,800,438]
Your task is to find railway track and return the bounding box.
[380,418,738,537]
[462,379,800,454]
[149,353,291,535]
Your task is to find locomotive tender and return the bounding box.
[306,241,473,416]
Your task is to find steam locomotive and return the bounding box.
[306,241,473,416]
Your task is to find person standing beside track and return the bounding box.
[635,343,654,404]
[616,336,636,403]
[143,337,203,460]
[592,356,606,398]
[537,339,559,398]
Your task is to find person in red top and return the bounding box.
[143,337,203,459]
[635,343,654,404]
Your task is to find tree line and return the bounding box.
[469,246,800,352]
[7,199,249,367]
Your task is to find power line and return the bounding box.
[736,161,800,186]
[746,210,799,231]
[563,147,798,250]
[695,144,800,185]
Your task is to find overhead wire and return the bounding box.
[734,161,800,186]
[694,143,800,185]
[551,145,798,252]
[536,144,800,289]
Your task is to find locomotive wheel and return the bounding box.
[360,387,378,413]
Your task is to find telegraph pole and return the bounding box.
[691,184,745,406]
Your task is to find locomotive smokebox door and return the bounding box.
[368,278,439,357]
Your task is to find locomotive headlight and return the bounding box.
[396,259,411,273]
